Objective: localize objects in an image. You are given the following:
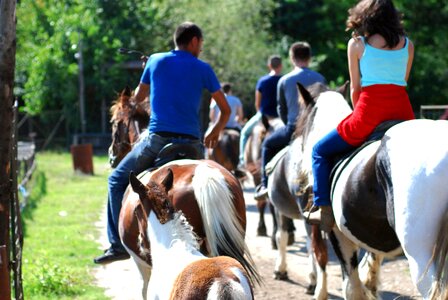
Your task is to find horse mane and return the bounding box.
[145,180,201,252]
[169,212,201,251]
[110,91,131,122]
[110,90,150,123]
[294,82,330,140]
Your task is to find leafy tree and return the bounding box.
[151,0,278,116]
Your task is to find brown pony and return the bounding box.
[119,159,261,299]
[129,171,254,300]
[109,86,149,168]
[206,128,240,174]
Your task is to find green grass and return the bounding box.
[21,151,110,299]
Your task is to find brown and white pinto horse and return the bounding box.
[129,171,254,300]
[109,86,149,168]
[119,159,260,299]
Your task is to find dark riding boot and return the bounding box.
[306,205,335,233]
[93,247,130,264]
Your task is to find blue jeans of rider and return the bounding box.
[260,124,295,188]
[312,129,354,207]
[106,133,203,252]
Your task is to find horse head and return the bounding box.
[109,87,150,168]
[129,169,175,226]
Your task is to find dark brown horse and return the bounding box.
[206,128,240,174]
[119,159,260,299]
[109,86,149,168]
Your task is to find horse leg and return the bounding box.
[268,202,278,249]
[286,216,295,246]
[130,255,152,300]
[256,199,267,237]
[273,212,290,280]
[358,251,383,295]
[303,223,328,299]
[329,228,376,300]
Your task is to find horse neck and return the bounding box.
[147,211,202,264]
[302,92,353,184]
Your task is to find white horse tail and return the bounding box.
[428,206,448,300]
[192,163,262,286]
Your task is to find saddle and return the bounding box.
[329,120,404,196]
[154,141,203,168]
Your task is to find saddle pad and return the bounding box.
[329,120,404,198]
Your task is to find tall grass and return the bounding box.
[21,152,110,299]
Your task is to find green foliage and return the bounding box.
[139,0,279,115]
[397,1,448,109]
[15,0,448,132]
[272,0,448,110]
[25,259,79,296]
[272,0,352,85]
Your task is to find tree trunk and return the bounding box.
[0,0,17,298]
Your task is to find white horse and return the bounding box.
[294,82,448,299]
[129,171,254,300]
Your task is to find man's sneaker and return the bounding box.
[93,247,130,265]
[254,184,268,201]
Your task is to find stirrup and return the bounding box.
[304,205,319,225]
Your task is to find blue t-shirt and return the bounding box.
[140,50,221,138]
[210,94,242,129]
[277,68,326,126]
[256,74,281,117]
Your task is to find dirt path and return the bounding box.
[94,183,422,300]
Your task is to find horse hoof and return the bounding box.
[257,227,267,237]
[273,271,288,281]
[287,232,295,246]
[306,284,316,295]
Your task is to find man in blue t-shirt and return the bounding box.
[210,82,244,131]
[94,22,230,264]
[239,55,282,165]
[254,42,326,200]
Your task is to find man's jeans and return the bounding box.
[260,124,295,187]
[106,133,202,251]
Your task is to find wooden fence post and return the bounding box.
[0,0,17,298]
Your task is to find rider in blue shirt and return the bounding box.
[94,22,230,264]
[239,55,282,166]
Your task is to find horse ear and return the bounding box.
[122,86,132,97]
[129,172,148,199]
[336,80,350,100]
[160,168,174,192]
[297,83,313,107]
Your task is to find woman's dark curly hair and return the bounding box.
[346,0,405,48]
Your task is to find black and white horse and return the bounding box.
[292,83,448,299]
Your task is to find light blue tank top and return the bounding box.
[360,37,409,87]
